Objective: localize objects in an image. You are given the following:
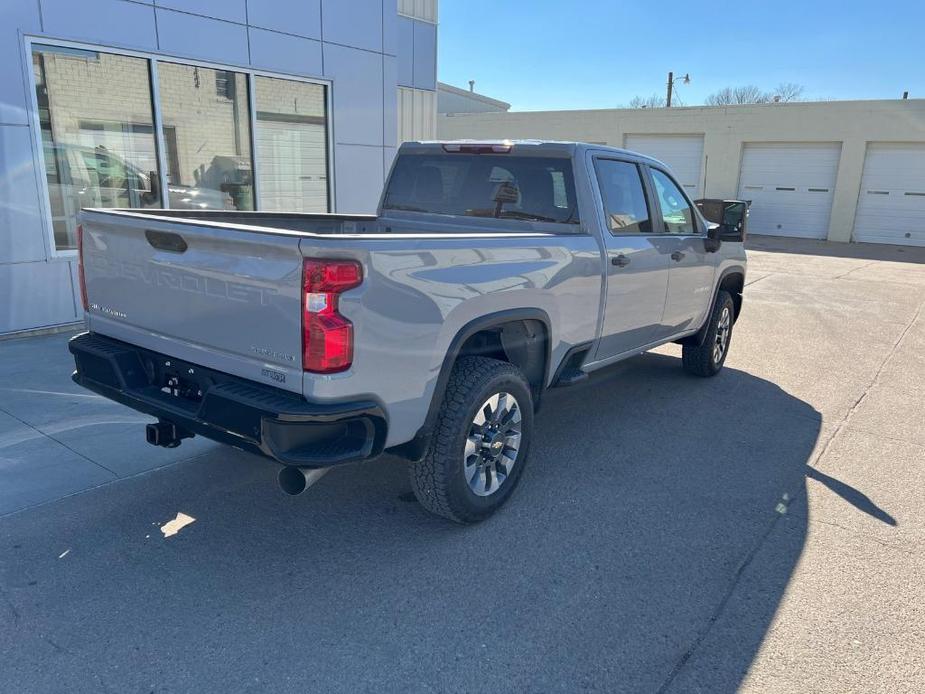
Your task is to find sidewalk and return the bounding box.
[0,332,216,516]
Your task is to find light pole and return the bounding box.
[666,71,690,107]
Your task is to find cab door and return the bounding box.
[646,166,718,336]
[590,157,671,361]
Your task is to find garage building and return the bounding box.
[438,99,925,247]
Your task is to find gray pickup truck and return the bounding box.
[70,140,747,523]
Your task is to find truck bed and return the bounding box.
[78,207,602,447]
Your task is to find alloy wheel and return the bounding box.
[463,392,522,496]
[713,306,731,364]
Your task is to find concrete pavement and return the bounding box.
[1,236,923,692]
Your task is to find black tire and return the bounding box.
[682,290,735,377]
[409,356,534,523]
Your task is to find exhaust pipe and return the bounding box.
[278,466,330,496]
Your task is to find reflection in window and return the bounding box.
[651,168,695,234]
[157,63,253,211]
[32,45,161,250]
[254,76,329,212]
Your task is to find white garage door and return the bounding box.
[737,142,841,239]
[255,119,328,212]
[853,143,925,246]
[624,135,704,198]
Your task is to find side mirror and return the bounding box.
[141,170,160,206]
[719,201,748,242]
[492,180,519,204]
[705,223,722,252]
[696,198,749,247]
[491,180,520,217]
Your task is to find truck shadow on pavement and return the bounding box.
[0,351,893,692]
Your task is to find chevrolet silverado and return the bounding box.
[70,140,748,523]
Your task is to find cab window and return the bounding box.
[650,168,695,234]
[382,154,580,225]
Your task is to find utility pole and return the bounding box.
[666,71,690,108]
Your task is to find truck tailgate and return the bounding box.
[80,210,305,393]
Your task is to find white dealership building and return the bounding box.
[0,0,438,335]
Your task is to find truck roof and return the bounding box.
[399,139,667,168]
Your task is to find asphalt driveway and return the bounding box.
[1,236,923,692]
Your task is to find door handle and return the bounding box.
[611,254,630,267]
[670,250,686,262]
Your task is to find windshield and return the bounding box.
[383,153,580,225]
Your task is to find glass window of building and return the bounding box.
[32,45,161,251]
[254,76,329,213]
[157,63,254,211]
[32,43,332,253]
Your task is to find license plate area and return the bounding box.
[151,357,213,406]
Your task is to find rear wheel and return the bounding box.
[410,356,534,523]
[682,290,735,377]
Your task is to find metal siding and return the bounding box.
[0,125,49,263]
[154,8,249,65]
[0,260,78,333]
[396,17,414,87]
[397,86,435,142]
[737,142,841,239]
[334,142,384,212]
[399,0,436,22]
[245,0,322,39]
[157,1,248,24]
[411,20,437,91]
[42,0,159,51]
[320,0,383,53]
[248,27,323,76]
[0,0,41,125]
[853,143,925,246]
[324,44,384,146]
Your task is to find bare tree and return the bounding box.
[705,87,736,106]
[706,83,806,105]
[733,85,772,104]
[772,82,805,102]
[628,93,667,108]
[705,86,768,105]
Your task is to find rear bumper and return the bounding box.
[69,332,387,467]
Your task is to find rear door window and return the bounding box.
[593,159,651,234]
[383,154,579,225]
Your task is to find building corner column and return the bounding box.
[827,139,867,243]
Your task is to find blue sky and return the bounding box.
[438,1,925,111]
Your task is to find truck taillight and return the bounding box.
[302,259,362,373]
[76,224,89,312]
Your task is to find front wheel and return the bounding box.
[682,290,735,377]
[409,356,534,523]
